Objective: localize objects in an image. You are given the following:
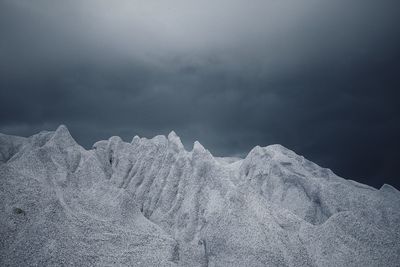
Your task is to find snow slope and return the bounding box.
[0,125,399,266]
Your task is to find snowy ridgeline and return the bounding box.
[0,125,399,266]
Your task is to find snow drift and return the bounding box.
[0,125,399,266]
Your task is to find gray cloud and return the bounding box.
[1,0,399,188]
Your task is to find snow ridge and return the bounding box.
[0,125,399,266]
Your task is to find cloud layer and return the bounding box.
[1,0,399,188]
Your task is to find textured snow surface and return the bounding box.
[0,125,399,266]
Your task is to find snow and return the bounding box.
[0,125,399,266]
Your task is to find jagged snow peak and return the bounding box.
[0,125,399,267]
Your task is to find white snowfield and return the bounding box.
[0,125,399,266]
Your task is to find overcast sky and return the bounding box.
[1,0,399,188]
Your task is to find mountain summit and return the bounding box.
[0,126,399,266]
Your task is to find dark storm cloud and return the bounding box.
[1,0,399,188]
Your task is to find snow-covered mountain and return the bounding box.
[0,125,399,266]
